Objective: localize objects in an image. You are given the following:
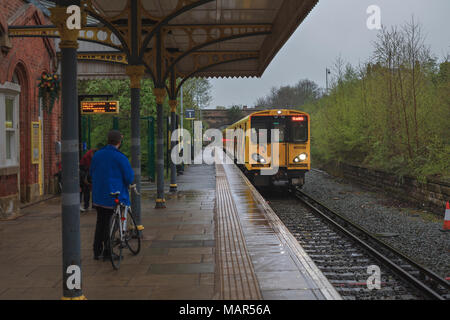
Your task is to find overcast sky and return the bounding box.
[208,0,450,108]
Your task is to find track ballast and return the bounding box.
[262,187,450,300]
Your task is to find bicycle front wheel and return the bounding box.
[125,209,141,255]
[108,214,123,270]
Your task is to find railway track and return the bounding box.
[263,186,449,300]
[292,188,450,300]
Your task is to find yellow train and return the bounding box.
[223,109,310,188]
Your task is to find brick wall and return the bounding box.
[43,105,61,193]
[202,108,264,128]
[0,174,18,197]
[0,0,61,212]
[1,0,24,19]
[321,162,450,215]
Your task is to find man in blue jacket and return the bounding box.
[90,130,134,260]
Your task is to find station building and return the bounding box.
[0,0,61,219]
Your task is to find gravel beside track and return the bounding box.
[270,168,449,279]
[266,200,422,299]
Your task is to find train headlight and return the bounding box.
[294,153,308,162]
[252,153,266,163]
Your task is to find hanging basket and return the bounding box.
[38,72,60,114]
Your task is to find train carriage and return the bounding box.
[223,109,310,188]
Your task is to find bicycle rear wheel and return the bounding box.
[125,209,141,255]
[108,214,123,270]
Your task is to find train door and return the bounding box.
[249,117,267,165]
[270,118,287,168]
[244,123,249,164]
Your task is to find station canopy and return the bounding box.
[38,0,318,80]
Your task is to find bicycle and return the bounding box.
[108,184,142,270]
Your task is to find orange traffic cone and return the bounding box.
[442,201,450,231]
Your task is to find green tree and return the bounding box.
[182,78,212,109]
[78,77,213,177]
[227,105,244,123]
[300,19,449,180]
[254,79,321,108]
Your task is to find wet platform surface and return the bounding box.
[0,159,340,300]
[218,163,340,300]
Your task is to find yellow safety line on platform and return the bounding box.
[232,165,343,300]
[215,164,262,300]
[61,295,87,300]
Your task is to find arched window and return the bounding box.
[0,72,20,167]
[12,72,19,84]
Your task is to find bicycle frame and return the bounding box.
[112,198,130,243]
[108,185,141,269]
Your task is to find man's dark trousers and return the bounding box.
[93,206,114,257]
[80,182,90,209]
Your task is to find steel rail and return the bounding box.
[294,188,449,300]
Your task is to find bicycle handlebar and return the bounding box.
[110,185,140,198]
[130,184,140,196]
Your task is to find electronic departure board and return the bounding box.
[81,101,119,114]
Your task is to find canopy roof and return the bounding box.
[90,0,317,78]
[24,0,318,80]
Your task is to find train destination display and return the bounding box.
[81,101,119,114]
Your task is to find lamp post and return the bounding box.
[180,85,184,172]
[326,68,331,94]
[50,2,85,300]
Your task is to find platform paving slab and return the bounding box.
[0,164,216,300]
[0,161,340,300]
[219,160,341,300]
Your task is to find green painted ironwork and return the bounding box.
[81,116,87,153]
[87,116,91,150]
[79,114,155,180]
[142,116,155,181]
[113,116,119,130]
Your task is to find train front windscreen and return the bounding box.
[250,116,308,143]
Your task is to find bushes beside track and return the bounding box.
[302,22,449,182]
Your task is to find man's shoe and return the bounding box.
[80,207,86,212]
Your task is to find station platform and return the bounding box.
[0,159,341,300]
